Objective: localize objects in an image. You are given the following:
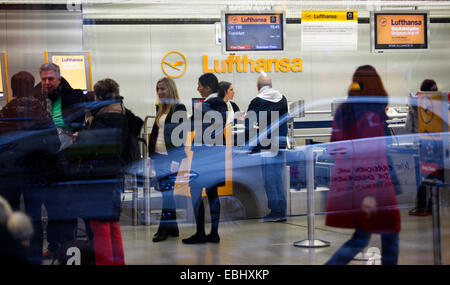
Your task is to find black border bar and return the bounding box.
[0,4,80,11]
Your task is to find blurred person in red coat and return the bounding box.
[325,65,401,265]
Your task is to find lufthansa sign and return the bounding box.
[203,54,302,73]
[161,52,303,77]
[161,51,187,78]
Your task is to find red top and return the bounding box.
[325,110,401,233]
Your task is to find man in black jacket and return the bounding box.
[246,75,288,222]
[36,63,84,134]
[35,63,84,258]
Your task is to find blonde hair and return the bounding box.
[155,77,180,124]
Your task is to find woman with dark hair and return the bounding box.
[197,73,219,98]
[148,77,187,242]
[182,73,227,244]
[324,65,401,265]
[218,81,243,125]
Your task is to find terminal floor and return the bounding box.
[118,209,450,265]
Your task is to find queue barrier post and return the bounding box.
[142,115,155,226]
[431,183,445,265]
[293,139,330,248]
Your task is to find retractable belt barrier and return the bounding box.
[431,182,447,265]
[293,139,330,248]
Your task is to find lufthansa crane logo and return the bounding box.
[379,17,388,27]
[230,16,240,24]
[161,51,187,79]
[419,95,434,124]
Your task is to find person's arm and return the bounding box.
[244,99,258,145]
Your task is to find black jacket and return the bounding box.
[74,100,129,222]
[246,95,288,152]
[189,96,228,188]
[148,103,187,162]
[229,101,240,113]
[123,108,144,165]
[34,77,84,131]
[191,96,227,147]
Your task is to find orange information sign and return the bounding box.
[52,55,88,90]
[45,51,93,91]
[372,12,428,51]
[377,14,425,45]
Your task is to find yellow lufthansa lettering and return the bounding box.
[202,55,303,74]
[279,58,291,72]
[290,58,303,72]
[202,55,214,73]
[255,58,267,72]
[268,58,279,72]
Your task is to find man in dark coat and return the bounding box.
[35,63,84,258]
[34,63,84,134]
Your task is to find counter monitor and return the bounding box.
[371,11,429,52]
[223,12,285,52]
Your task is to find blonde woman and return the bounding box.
[148,77,187,242]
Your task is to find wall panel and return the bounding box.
[83,24,152,118]
[4,10,82,90]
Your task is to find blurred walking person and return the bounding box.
[325,65,401,265]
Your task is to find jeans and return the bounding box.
[190,186,220,235]
[153,155,179,215]
[23,187,45,260]
[261,152,286,218]
[43,186,77,253]
[325,229,399,265]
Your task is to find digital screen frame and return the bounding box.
[0,52,10,105]
[371,11,430,53]
[221,11,286,54]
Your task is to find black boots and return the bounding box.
[181,232,220,244]
[152,210,179,242]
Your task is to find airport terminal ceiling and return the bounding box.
[1,1,450,18]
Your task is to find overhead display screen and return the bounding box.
[372,12,429,52]
[46,51,93,92]
[52,55,88,90]
[224,12,284,52]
